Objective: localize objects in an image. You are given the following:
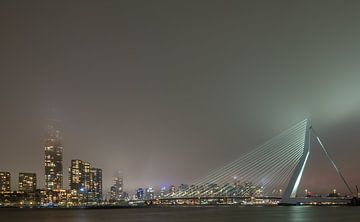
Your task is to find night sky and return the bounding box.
[1,0,360,194]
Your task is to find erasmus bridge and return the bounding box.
[147,119,354,205]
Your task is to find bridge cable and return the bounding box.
[310,127,354,195]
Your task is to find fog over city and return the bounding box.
[1,0,360,194]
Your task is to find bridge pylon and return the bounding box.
[279,119,311,205]
[280,119,353,205]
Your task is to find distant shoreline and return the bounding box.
[0,204,355,209]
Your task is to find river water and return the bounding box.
[0,206,359,222]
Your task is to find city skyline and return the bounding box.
[0,119,354,207]
[1,0,360,194]
[0,118,356,197]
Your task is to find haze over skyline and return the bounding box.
[1,0,360,194]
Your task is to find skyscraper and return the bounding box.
[110,172,123,201]
[0,172,10,193]
[160,186,166,198]
[69,160,102,202]
[44,121,63,190]
[145,187,155,200]
[169,185,176,195]
[19,173,37,192]
[135,188,144,200]
[69,159,91,193]
[90,168,102,201]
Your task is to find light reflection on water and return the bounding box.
[0,206,359,222]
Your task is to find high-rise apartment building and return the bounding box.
[69,160,102,202]
[44,121,63,190]
[110,172,123,201]
[135,188,144,200]
[69,159,91,192]
[145,187,155,200]
[90,168,102,201]
[0,172,11,193]
[19,172,37,192]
